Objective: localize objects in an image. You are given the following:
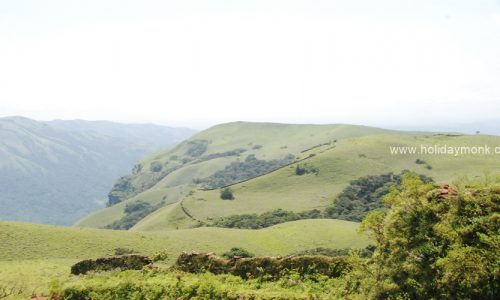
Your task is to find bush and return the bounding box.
[70,255,152,275]
[152,249,169,262]
[357,174,500,299]
[220,188,234,200]
[295,164,318,176]
[113,248,136,255]
[149,161,163,172]
[222,247,254,259]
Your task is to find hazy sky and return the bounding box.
[0,0,499,129]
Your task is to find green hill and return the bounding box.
[79,122,500,231]
[76,122,399,228]
[0,116,195,225]
[135,133,500,231]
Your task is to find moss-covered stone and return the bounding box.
[70,255,152,275]
[174,251,350,279]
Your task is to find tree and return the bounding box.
[220,188,234,200]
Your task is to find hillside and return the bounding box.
[78,122,500,231]
[135,133,500,231]
[0,218,370,298]
[76,122,398,228]
[0,116,195,225]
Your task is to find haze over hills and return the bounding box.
[0,116,196,225]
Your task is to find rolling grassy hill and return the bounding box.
[0,116,195,225]
[154,133,500,230]
[0,219,370,298]
[76,122,400,228]
[78,122,500,231]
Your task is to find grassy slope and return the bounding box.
[0,219,369,298]
[135,133,500,231]
[1,219,369,261]
[77,122,395,228]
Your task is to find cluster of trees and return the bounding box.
[193,148,247,164]
[104,200,164,230]
[211,208,322,229]
[197,154,295,189]
[107,163,183,206]
[324,171,433,221]
[185,139,209,157]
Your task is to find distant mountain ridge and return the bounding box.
[0,116,196,225]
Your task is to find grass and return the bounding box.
[1,219,369,261]
[0,219,369,299]
[52,269,350,300]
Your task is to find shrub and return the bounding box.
[149,161,163,172]
[295,164,318,176]
[222,247,254,259]
[357,174,500,299]
[114,248,136,255]
[220,188,234,200]
[152,249,169,262]
[70,255,152,275]
[415,158,426,164]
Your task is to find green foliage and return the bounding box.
[357,175,500,299]
[292,247,351,257]
[149,161,163,172]
[70,255,152,275]
[222,247,254,259]
[53,270,347,300]
[324,171,433,221]
[295,164,319,176]
[194,148,247,163]
[220,188,234,200]
[113,248,137,255]
[107,176,137,206]
[185,139,209,157]
[212,209,322,229]
[291,245,375,258]
[151,249,169,262]
[105,200,164,230]
[198,154,295,189]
